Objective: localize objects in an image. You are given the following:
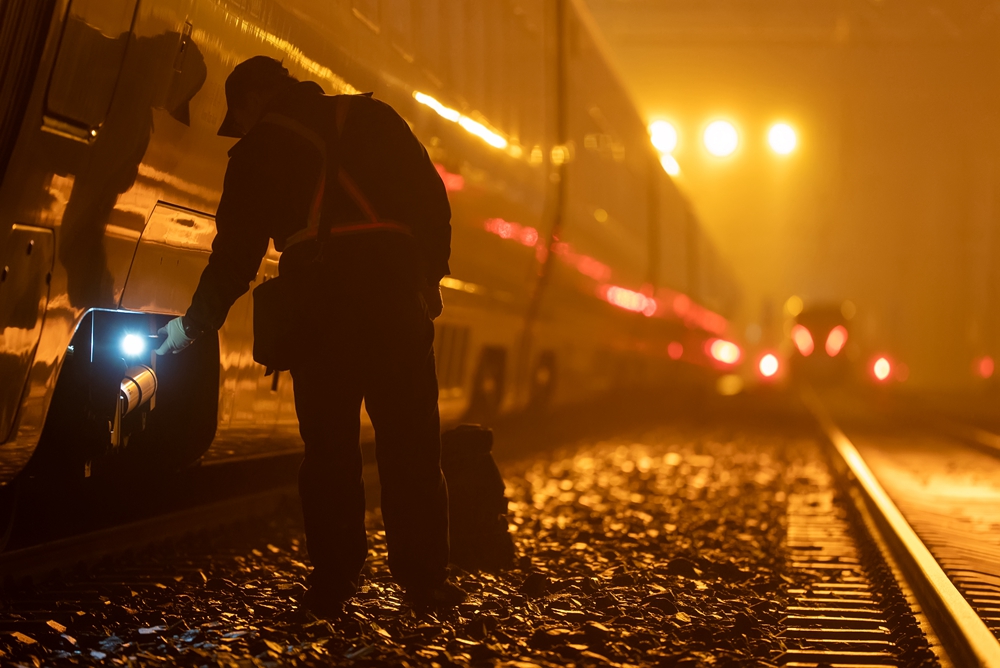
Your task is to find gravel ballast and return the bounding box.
[2,418,868,667]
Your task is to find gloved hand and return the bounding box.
[155,316,197,355]
[420,282,444,320]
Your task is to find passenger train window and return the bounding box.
[45,0,139,135]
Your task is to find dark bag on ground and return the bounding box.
[441,424,515,570]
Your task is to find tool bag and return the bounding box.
[252,95,406,372]
[441,424,515,570]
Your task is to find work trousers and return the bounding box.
[288,267,449,590]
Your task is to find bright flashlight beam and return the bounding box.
[768,123,797,155]
[704,121,738,157]
[122,333,146,357]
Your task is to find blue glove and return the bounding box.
[155,316,197,355]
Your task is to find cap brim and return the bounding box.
[217,110,242,137]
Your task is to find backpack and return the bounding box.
[441,424,515,570]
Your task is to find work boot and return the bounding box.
[301,578,357,617]
[405,579,468,609]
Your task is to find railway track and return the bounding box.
[0,453,302,584]
[804,389,1000,668]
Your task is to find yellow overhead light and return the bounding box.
[704,121,739,157]
[660,154,680,176]
[768,123,797,155]
[648,121,678,154]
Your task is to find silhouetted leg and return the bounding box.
[291,349,367,588]
[364,296,449,589]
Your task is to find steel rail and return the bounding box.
[0,485,297,584]
[803,388,1000,668]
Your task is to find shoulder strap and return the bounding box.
[261,95,384,252]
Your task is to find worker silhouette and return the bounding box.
[156,56,462,613]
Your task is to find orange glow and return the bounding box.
[668,341,683,360]
[601,285,657,317]
[434,164,464,192]
[708,339,741,365]
[873,357,891,381]
[977,356,994,379]
[758,353,779,378]
[791,324,814,356]
[825,325,848,357]
[672,294,691,316]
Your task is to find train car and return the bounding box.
[788,302,852,384]
[0,0,739,532]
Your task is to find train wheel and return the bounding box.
[464,348,506,422]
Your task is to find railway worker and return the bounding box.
[154,56,463,613]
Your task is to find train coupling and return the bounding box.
[110,364,158,449]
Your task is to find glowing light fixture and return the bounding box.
[413,92,460,122]
[648,121,678,153]
[414,91,508,150]
[709,339,741,365]
[121,333,146,357]
[758,353,779,378]
[977,356,994,379]
[825,325,848,357]
[791,324,814,356]
[660,154,681,176]
[704,121,738,157]
[873,357,891,381]
[768,123,797,155]
[668,341,683,360]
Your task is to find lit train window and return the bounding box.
[45,0,139,134]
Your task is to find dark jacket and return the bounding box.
[186,81,451,331]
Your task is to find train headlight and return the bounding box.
[121,333,147,358]
[825,325,848,357]
[791,324,814,356]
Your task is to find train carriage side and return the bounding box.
[0,0,741,530]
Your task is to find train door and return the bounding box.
[0,226,54,442]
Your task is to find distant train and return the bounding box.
[0,0,740,530]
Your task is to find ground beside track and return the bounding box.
[2,394,839,667]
